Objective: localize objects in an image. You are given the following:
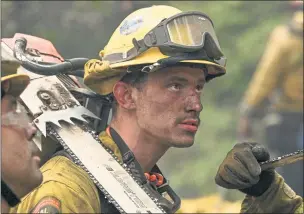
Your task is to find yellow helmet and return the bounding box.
[1,55,30,98]
[84,5,227,95]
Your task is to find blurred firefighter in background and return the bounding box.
[237,0,303,197]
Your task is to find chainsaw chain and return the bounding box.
[259,149,304,165]
[47,123,166,214]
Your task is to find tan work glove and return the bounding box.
[215,142,275,197]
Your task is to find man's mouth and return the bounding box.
[178,119,199,133]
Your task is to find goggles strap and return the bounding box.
[139,49,222,74]
[1,179,21,207]
[132,38,147,53]
[157,49,214,66]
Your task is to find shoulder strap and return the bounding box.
[109,127,181,212]
[109,127,147,184]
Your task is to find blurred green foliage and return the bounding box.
[1,0,294,201]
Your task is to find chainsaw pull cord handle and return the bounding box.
[13,37,88,77]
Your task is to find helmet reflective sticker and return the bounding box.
[120,16,144,36]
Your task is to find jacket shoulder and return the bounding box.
[10,156,101,213]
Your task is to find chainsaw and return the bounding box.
[2,34,181,213]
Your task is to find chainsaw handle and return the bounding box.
[13,37,87,77]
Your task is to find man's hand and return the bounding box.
[215,142,275,197]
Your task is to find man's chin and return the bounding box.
[30,170,43,189]
[30,162,43,187]
[20,171,43,198]
[169,138,195,148]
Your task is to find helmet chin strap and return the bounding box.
[1,180,20,207]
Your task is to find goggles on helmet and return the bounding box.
[104,11,226,67]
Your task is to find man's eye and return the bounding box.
[196,85,204,92]
[168,83,182,91]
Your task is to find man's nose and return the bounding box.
[185,93,203,113]
[25,123,37,140]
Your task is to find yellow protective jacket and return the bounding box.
[10,131,303,213]
[241,19,303,116]
[9,131,122,213]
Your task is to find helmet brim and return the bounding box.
[1,74,30,98]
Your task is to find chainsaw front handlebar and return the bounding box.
[13,37,87,77]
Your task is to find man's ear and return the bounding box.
[113,82,136,110]
[2,80,10,93]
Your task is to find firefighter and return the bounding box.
[10,5,303,213]
[1,58,42,213]
[237,1,303,197]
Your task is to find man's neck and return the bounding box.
[1,198,10,213]
[110,119,169,172]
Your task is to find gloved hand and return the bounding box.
[215,142,275,197]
